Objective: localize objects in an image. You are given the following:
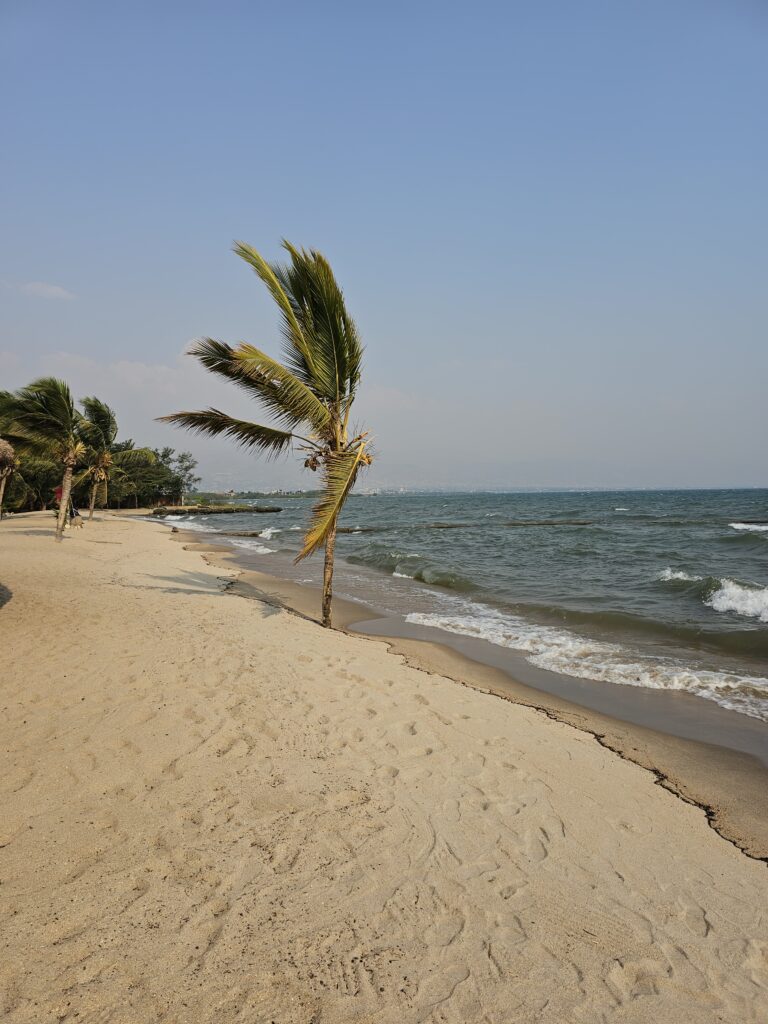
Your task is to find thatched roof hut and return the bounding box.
[0,438,17,476]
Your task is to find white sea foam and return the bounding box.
[614,507,629,511]
[225,538,274,555]
[729,522,768,533]
[657,568,703,582]
[164,519,213,533]
[405,606,768,720]
[259,527,281,539]
[705,580,768,623]
[392,571,415,579]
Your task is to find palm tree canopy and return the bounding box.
[160,240,371,560]
[77,396,156,489]
[80,396,118,450]
[235,241,363,407]
[0,378,85,463]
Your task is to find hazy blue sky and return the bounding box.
[2,1,766,490]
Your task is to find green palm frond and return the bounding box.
[0,424,71,463]
[0,424,40,458]
[80,397,118,449]
[273,241,363,406]
[232,345,332,434]
[233,241,317,377]
[188,338,330,433]
[112,447,156,468]
[0,378,83,453]
[191,338,283,404]
[72,468,92,487]
[0,392,16,430]
[158,409,294,458]
[296,444,369,562]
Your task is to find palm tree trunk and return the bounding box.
[55,463,74,541]
[88,483,97,520]
[321,518,337,628]
[0,474,7,519]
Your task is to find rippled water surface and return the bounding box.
[163,489,768,720]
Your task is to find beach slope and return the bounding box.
[1,514,766,1023]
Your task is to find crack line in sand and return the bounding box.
[182,536,768,867]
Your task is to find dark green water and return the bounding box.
[162,489,768,721]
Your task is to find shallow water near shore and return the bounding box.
[159,488,768,725]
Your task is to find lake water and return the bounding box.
[162,489,768,723]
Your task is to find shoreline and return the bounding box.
[178,529,768,860]
[2,511,768,1022]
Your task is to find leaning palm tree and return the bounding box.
[160,240,373,627]
[0,438,18,518]
[78,397,156,519]
[0,378,86,540]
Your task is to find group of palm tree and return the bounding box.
[0,383,155,540]
[2,239,372,626]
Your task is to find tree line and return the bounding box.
[0,380,199,538]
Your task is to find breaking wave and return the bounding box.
[656,568,703,583]
[658,569,768,623]
[705,580,768,623]
[225,537,275,555]
[405,606,768,720]
[347,547,475,592]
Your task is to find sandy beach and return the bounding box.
[2,513,767,1023]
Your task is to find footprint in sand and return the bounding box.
[415,964,470,1010]
[424,914,465,947]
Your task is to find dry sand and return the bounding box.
[1,512,767,1023]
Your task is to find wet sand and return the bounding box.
[187,533,768,860]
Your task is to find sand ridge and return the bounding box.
[1,513,767,1022]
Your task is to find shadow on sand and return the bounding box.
[118,569,245,598]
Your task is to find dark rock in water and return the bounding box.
[152,505,282,517]
[217,530,269,537]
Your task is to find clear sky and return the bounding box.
[2,0,766,490]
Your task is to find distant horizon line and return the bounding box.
[195,485,768,495]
